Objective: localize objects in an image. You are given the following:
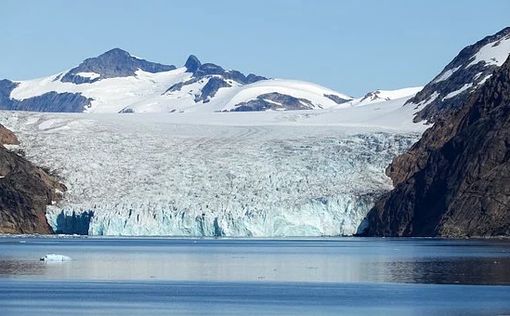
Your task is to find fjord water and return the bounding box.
[0,237,509,315]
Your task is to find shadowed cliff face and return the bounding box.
[363,56,510,237]
[0,125,64,234]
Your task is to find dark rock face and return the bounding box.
[164,80,190,94]
[184,55,201,73]
[194,63,225,77]
[165,56,268,101]
[222,70,267,85]
[0,125,65,234]
[118,107,134,114]
[182,56,267,85]
[0,79,92,112]
[164,57,268,105]
[407,27,510,122]
[324,94,350,105]
[230,92,315,111]
[0,80,18,106]
[359,90,390,103]
[8,92,91,112]
[194,78,231,103]
[189,62,267,85]
[245,73,267,84]
[61,48,176,84]
[1,49,177,112]
[362,56,510,237]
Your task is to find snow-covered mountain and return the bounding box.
[349,87,423,107]
[4,27,508,237]
[1,48,352,113]
[408,27,510,122]
[0,47,428,237]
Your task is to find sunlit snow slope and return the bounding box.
[0,95,425,237]
[4,49,352,113]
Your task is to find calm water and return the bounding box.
[0,237,509,315]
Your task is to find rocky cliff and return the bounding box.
[407,27,510,123]
[0,125,64,234]
[363,56,510,237]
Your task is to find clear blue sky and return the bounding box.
[1,0,509,96]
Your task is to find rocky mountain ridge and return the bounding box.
[0,49,352,113]
[0,124,64,234]
[408,27,510,122]
[363,55,510,237]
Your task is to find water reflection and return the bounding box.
[0,260,47,277]
[0,237,509,285]
[371,258,510,285]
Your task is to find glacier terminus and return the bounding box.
[0,94,425,236]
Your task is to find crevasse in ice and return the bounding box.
[1,108,422,236]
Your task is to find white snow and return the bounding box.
[468,34,510,68]
[128,79,353,113]
[411,91,440,109]
[477,74,493,86]
[0,94,426,237]
[433,66,461,83]
[10,68,193,112]
[349,87,423,107]
[442,83,473,100]
[75,72,101,80]
[37,118,68,130]
[9,70,353,114]
[40,254,72,262]
[3,144,19,151]
[220,79,352,111]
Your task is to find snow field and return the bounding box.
[0,102,423,236]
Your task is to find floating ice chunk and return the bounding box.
[40,254,72,262]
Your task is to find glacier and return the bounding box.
[0,99,425,236]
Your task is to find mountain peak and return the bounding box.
[60,48,176,84]
[407,26,510,122]
[185,55,201,73]
[104,47,130,54]
[96,48,132,60]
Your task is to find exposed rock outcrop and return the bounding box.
[194,77,231,103]
[184,54,201,73]
[0,124,19,145]
[0,79,92,112]
[61,48,176,84]
[230,92,316,111]
[181,55,267,86]
[0,125,64,234]
[323,94,350,105]
[407,27,510,123]
[363,56,510,237]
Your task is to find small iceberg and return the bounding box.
[40,254,72,262]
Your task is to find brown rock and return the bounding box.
[0,124,19,145]
[363,56,510,237]
[0,125,64,234]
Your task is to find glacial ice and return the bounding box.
[40,254,72,262]
[0,105,424,237]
